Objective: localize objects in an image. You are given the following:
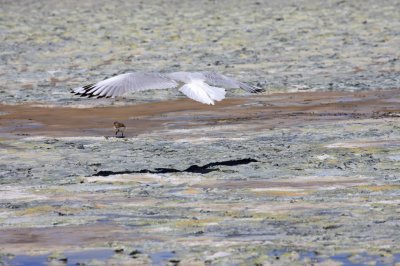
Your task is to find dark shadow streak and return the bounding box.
[93,158,258,176]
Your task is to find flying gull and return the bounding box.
[72,71,262,105]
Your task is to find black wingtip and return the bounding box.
[72,83,97,98]
[83,83,96,90]
[251,88,265,93]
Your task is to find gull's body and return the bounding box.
[73,71,261,105]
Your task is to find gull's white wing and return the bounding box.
[73,72,179,98]
[201,71,263,93]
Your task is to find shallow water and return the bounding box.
[4,250,399,266]
[3,249,115,266]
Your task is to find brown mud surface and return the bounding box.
[1,89,399,138]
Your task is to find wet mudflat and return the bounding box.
[1,90,400,265]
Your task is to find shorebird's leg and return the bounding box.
[115,129,119,136]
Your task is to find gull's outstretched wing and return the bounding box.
[72,72,179,98]
[201,71,263,93]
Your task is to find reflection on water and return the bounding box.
[150,251,177,266]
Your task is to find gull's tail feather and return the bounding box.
[179,83,214,105]
[179,81,226,105]
[202,85,226,102]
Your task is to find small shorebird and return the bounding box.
[113,121,125,137]
[72,71,262,105]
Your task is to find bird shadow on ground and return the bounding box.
[93,158,258,176]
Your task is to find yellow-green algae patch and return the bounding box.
[174,218,222,228]
[251,189,313,197]
[356,185,400,192]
